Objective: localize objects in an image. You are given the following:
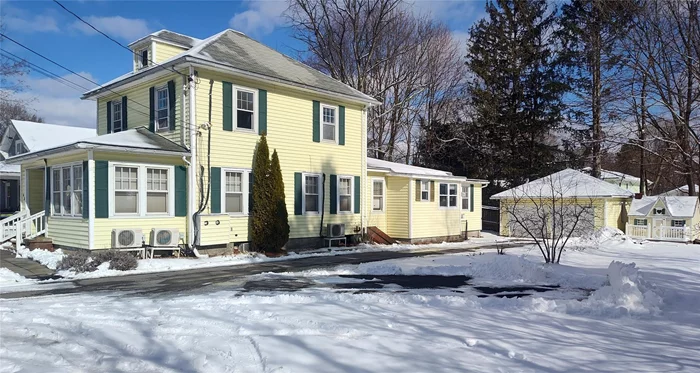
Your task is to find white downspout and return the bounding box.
[361,105,368,241]
[187,65,206,258]
[88,150,95,249]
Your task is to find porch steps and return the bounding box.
[367,226,398,245]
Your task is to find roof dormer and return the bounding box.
[128,30,201,72]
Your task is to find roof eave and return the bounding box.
[5,142,188,164]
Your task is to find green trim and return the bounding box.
[258,89,267,135]
[339,105,345,145]
[148,86,155,132]
[470,184,474,212]
[94,161,109,218]
[44,166,51,217]
[223,82,233,131]
[121,96,128,130]
[329,174,337,215]
[82,161,88,219]
[354,176,360,213]
[106,101,112,133]
[312,100,320,142]
[294,172,302,215]
[210,167,221,213]
[175,166,187,217]
[168,80,176,131]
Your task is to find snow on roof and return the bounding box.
[368,157,454,177]
[491,169,634,199]
[11,120,95,153]
[600,169,641,183]
[629,196,698,217]
[0,161,20,175]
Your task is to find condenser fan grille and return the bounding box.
[156,230,173,245]
[118,230,135,246]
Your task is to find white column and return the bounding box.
[88,150,95,249]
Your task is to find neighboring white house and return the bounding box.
[626,196,700,242]
[661,184,700,196]
[0,120,95,214]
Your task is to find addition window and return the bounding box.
[439,183,458,208]
[633,219,647,226]
[146,168,169,214]
[111,164,174,217]
[156,86,169,131]
[322,104,337,141]
[420,180,430,201]
[51,163,83,217]
[115,166,139,214]
[112,100,123,133]
[671,220,686,227]
[461,184,470,210]
[372,179,384,212]
[304,174,321,214]
[222,170,251,215]
[338,176,353,213]
[236,89,255,130]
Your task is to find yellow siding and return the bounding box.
[93,217,186,249]
[22,168,44,214]
[411,181,462,239]
[93,152,184,165]
[96,71,188,145]
[385,176,409,239]
[605,198,630,230]
[153,42,186,63]
[193,69,365,242]
[499,197,613,236]
[198,214,232,246]
[47,217,88,248]
[461,183,483,232]
[366,173,387,232]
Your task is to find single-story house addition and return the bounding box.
[598,169,651,194]
[626,196,700,242]
[366,158,488,243]
[491,169,634,238]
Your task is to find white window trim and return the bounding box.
[439,182,459,209]
[138,48,149,69]
[302,172,323,215]
[108,163,175,218]
[51,162,83,218]
[336,175,354,214]
[320,103,339,144]
[461,184,471,210]
[233,85,258,133]
[371,178,385,213]
[420,180,430,201]
[112,100,123,133]
[155,85,170,132]
[221,168,251,216]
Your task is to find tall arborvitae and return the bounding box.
[269,150,289,252]
[251,135,272,252]
[467,0,566,187]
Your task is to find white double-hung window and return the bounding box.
[420,180,430,201]
[111,164,173,217]
[304,174,321,214]
[439,183,458,208]
[372,179,384,212]
[112,100,123,133]
[51,163,83,217]
[322,104,337,142]
[222,169,251,215]
[338,176,353,213]
[236,89,255,130]
[156,86,169,131]
[461,184,470,210]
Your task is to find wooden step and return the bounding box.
[367,226,398,245]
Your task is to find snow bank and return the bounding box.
[566,227,635,251]
[15,245,65,270]
[0,268,36,286]
[581,261,662,316]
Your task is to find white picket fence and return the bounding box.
[626,224,690,242]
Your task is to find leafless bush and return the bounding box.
[57,250,138,273]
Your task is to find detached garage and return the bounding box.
[491,169,633,238]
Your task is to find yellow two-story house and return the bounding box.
[6,29,379,253]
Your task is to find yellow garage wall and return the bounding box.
[460,183,483,232]
[193,69,365,241]
[605,198,631,230]
[366,172,388,232]
[153,42,186,63]
[385,176,409,239]
[47,217,88,248]
[96,71,188,145]
[411,180,463,239]
[93,217,186,249]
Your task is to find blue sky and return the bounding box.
[1,0,486,127]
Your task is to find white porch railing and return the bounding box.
[0,210,29,243]
[659,226,690,241]
[626,224,690,242]
[15,210,47,246]
[626,224,649,239]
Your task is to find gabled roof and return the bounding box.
[129,29,201,48]
[85,29,379,105]
[367,158,488,183]
[5,127,188,164]
[629,196,698,217]
[491,169,634,200]
[5,120,95,154]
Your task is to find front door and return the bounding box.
[652,218,665,238]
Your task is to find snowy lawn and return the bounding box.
[1,235,699,372]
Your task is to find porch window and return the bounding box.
[633,219,647,226]
[146,168,168,214]
[461,184,470,210]
[372,179,384,212]
[304,174,321,214]
[110,163,175,217]
[439,183,458,208]
[51,164,83,217]
[671,219,686,227]
[115,166,139,214]
[420,180,430,201]
[156,86,169,131]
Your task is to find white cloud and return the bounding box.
[71,16,152,42]
[229,0,288,37]
[2,5,60,33]
[451,30,470,53]
[13,73,98,128]
[409,0,481,23]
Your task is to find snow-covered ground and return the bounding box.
[1,234,699,372]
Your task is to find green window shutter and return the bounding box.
[294,172,302,215]
[339,105,345,145]
[223,82,233,131]
[95,161,109,218]
[106,101,112,133]
[329,174,337,215]
[248,172,254,214]
[415,180,421,201]
[82,161,89,219]
[175,166,187,217]
[312,100,320,142]
[210,167,221,213]
[121,96,128,130]
[430,180,435,202]
[354,176,361,213]
[148,87,155,132]
[258,89,267,135]
[44,167,51,216]
[470,184,474,212]
[168,80,176,131]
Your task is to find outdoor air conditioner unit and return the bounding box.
[112,229,143,249]
[150,228,179,247]
[327,223,345,238]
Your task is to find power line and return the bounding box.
[0,32,152,115]
[52,0,186,78]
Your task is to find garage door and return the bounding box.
[507,206,550,238]
[508,205,595,238]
